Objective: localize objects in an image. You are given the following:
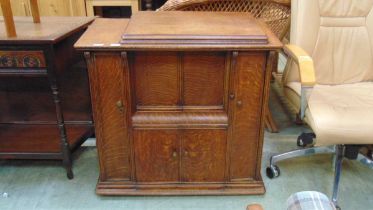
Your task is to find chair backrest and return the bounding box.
[158,0,291,40]
[287,0,373,85]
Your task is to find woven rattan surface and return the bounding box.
[158,0,290,40]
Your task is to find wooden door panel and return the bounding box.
[229,52,266,180]
[133,52,179,107]
[182,129,226,182]
[134,130,180,182]
[88,53,131,181]
[183,52,226,107]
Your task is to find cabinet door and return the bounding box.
[87,53,131,181]
[181,130,227,182]
[228,52,266,180]
[134,130,180,182]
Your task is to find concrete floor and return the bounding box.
[1,85,373,210]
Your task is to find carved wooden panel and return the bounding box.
[229,52,265,180]
[133,129,180,182]
[181,129,226,182]
[183,52,226,107]
[0,51,46,68]
[133,52,179,107]
[88,53,131,181]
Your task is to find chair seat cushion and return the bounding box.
[308,82,373,146]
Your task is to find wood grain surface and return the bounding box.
[75,15,282,50]
[183,52,226,106]
[86,53,130,181]
[181,129,226,182]
[133,51,179,106]
[228,52,266,180]
[122,12,268,47]
[134,129,180,182]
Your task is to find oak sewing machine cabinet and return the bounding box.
[75,12,281,194]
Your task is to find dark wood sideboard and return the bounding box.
[75,12,282,195]
[0,16,95,179]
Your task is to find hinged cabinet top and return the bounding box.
[75,12,282,51]
[122,12,269,47]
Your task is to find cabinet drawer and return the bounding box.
[0,51,46,68]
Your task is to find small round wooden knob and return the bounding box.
[116,100,124,112]
[172,151,178,158]
[229,93,235,99]
[237,100,242,107]
[184,150,188,156]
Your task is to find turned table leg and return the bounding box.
[145,0,152,10]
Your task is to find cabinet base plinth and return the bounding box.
[96,180,265,195]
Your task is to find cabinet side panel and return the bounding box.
[229,52,265,180]
[89,53,130,181]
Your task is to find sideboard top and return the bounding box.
[0,16,95,44]
[75,12,282,51]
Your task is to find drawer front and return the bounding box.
[0,51,46,68]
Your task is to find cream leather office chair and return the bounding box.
[266,0,373,208]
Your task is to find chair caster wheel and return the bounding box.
[297,132,315,147]
[266,165,280,179]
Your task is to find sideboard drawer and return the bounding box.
[0,51,46,68]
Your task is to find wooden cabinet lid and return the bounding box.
[121,12,272,48]
[75,14,282,50]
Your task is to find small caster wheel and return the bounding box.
[266,165,280,179]
[297,132,315,147]
[335,205,341,210]
[67,170,74,180]
[297,138,306,147]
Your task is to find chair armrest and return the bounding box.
[246,204,264,210]
[284,44,316,87]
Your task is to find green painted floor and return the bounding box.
[1,85,373,210]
